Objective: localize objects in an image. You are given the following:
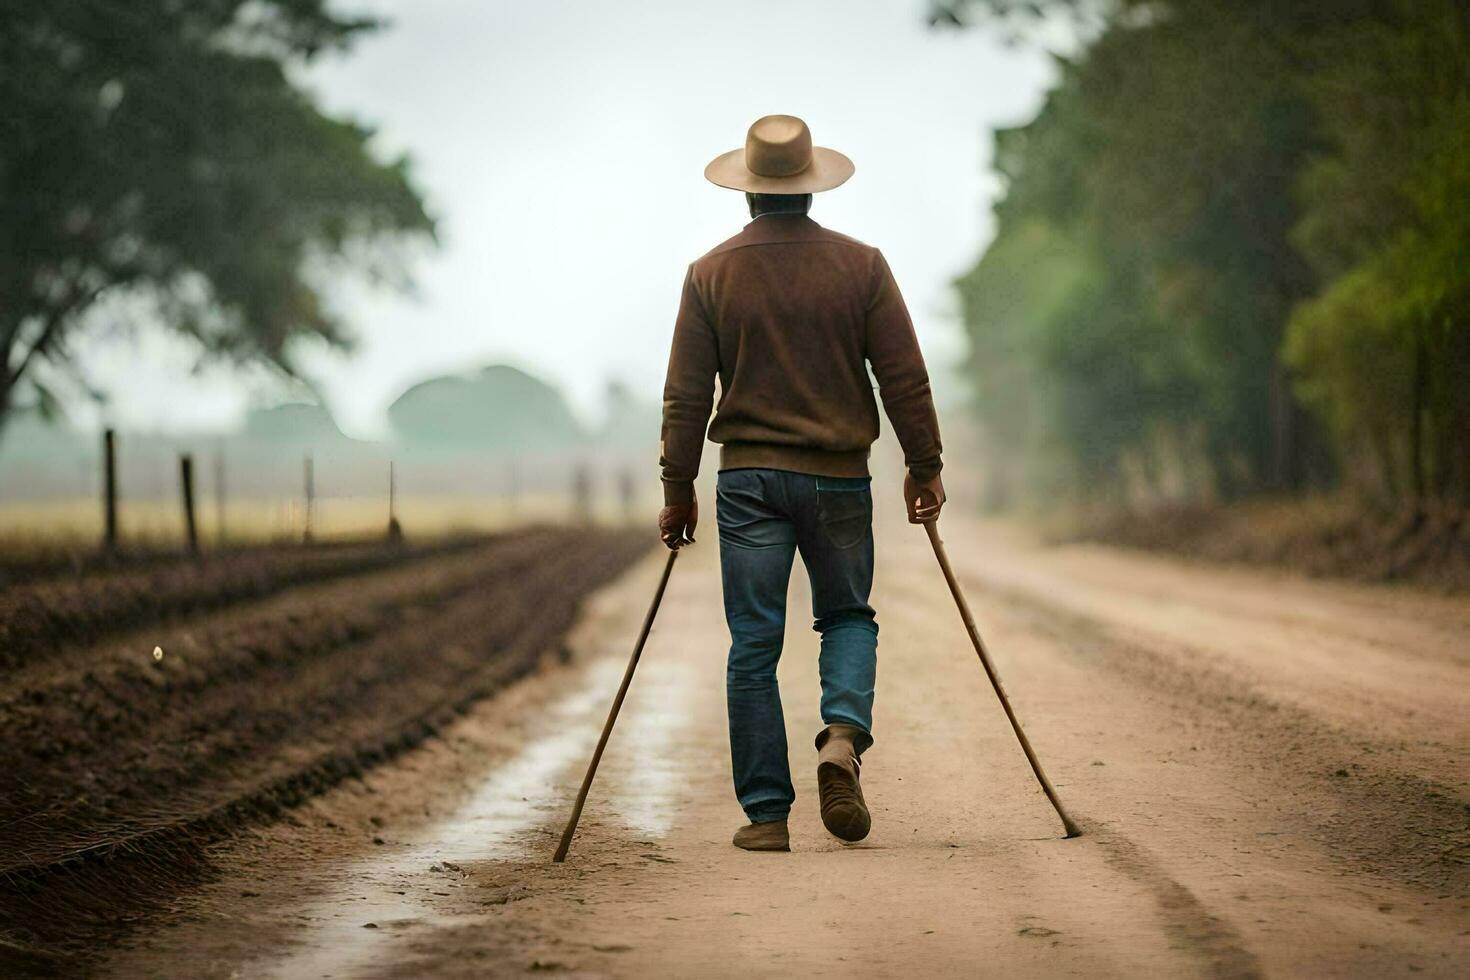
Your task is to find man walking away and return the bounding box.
[657,115,945,852]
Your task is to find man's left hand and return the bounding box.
[658,496,698,550]
[904,472,945,524]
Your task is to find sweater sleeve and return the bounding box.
[864,250,943,481]
[658,264,718,505]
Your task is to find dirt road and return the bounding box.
[101,513,1470,978]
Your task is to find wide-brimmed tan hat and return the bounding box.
[704,115,854,194]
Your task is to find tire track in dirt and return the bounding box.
[1091,830,1264,979]
[960,537,1470,773]
[986,585,1470,899]
[871,561,1267,980]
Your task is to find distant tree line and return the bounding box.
[936,0,1469,511]
[0,1,434,433]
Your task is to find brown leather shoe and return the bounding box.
[732,818,790,851]
[815,724,872,842]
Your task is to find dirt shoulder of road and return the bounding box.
[1070,497,1470,593]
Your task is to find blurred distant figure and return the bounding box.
[571,462,593,525]
[657,115,945,854]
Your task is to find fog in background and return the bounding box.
[73,0,1056,438]
[5,0,1464,554]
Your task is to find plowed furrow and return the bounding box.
[0,536,490,672]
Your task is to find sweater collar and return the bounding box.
[747,211,815,225]
[738,212,821,243]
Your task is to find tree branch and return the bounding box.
[5,284,108,390]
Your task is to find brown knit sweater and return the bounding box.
[659,213,943,505]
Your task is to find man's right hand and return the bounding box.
[904,472,945,524]
[658,495,698,550]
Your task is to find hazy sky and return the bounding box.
[81,0,1056,438]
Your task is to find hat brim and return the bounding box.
[704,145,854,194]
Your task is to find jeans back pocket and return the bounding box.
[815,476,872,550]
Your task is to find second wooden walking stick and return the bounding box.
[923,520,1082,838]
[552,547,680,862]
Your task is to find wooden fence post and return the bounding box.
[179,453,199,555]
[508,461,520,522]
[303,452,315,544]
[214,450,227,547]
[571,462,592,525]
[102,428,118,552]
[387,460,403,543]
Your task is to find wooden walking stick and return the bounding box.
[923,520,1082,838]
[553,547,680,862]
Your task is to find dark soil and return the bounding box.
[1074,499,1470,592]
[0,535,485,672]
[0,526,651,972]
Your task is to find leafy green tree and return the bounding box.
[942,0,1470,507]
[1286,0,1470,506]
[0,0,434,430]
[953,2,1323,502]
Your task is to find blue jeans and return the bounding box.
[715,467,878,824]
